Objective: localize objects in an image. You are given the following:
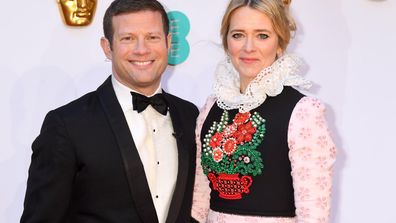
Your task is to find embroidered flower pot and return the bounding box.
[202,111,266,199]
[208,173,252,200]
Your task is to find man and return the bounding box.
[21,0,198,222]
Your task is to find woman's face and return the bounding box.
[227,6,281,91]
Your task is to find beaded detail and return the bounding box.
[201,110,266,199]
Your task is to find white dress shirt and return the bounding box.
[112,76,178,223]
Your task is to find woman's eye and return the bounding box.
[231,33,243,39]
[258,33,269,39]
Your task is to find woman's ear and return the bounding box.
[276,47,283,58]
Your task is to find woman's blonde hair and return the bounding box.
[220,0,296,52]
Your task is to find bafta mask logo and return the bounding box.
[57,0,97,26]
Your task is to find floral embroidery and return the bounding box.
[192,96,336,222]
[201,110,266,199]
[210,132,223,148]
[234,122,256,143]
[223,138,237,155]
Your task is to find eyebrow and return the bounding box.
[119,31,163,34]
[147,32,163,35]
[229,29,272,33]
[117,31,163,36]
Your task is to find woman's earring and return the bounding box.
[226,54,231,63]
[276,50,283,59]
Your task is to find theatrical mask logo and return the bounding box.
[57,0,97,26]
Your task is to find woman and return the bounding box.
[192,0,336,222]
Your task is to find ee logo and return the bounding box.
[167,11,190,65]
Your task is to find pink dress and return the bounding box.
[192,96,337,223]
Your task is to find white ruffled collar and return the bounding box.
[213,54,312,112]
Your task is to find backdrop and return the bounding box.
[1,0,395,222]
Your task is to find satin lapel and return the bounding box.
[163,91,190,223]
[97,77,158,223]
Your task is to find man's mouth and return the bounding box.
[131,60,154,66]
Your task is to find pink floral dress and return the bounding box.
[192,96,336,223]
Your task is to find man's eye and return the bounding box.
[121,36,132,41]
[258,34,269,39]
[148,36,160,41]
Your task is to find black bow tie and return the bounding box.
[131,91,168,115]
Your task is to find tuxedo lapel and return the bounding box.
[163,91,191,223]
[96,77,159,223]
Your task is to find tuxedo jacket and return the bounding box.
[21,77,199,223]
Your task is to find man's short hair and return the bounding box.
[103,0,169,47]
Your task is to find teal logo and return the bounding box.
[167,11,190,65]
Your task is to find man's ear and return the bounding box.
[100,37,112,60]
[166,33,172,50]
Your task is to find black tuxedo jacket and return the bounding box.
[21,77,199,223]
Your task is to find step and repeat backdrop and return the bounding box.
[0,0,395,222]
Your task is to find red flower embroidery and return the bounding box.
[212,148,224,162]
[223,124,237,137]
[233,121,256,144]
[223,138,237,155]
[233,112,251,125]
[209,132,223,148]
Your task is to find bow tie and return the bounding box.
[131,91,168,115]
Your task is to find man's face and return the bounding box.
[58,0,96,26]
[101,10,171,95]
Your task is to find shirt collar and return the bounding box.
[111,75,162,112]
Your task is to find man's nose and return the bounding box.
[134,39,150,55]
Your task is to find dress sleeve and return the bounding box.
[288,97,337,223]
[191,96,216,223]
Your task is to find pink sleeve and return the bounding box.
[288,97,337,223]
[191,96,217,223]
